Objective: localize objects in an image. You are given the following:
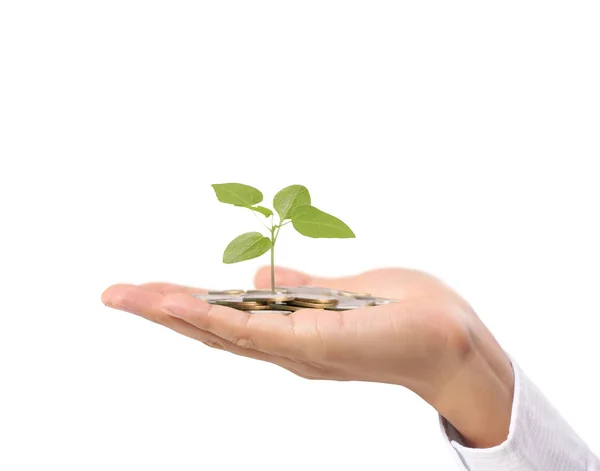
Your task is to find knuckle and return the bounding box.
[200,303,214,330]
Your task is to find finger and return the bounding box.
[254,266,362,292]
[160,293,306,358]
[102,285,306,372]
[164,316,303,372]
[102,283,170,323]
[139,282,207,295]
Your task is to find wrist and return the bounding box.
[429,335,515,448]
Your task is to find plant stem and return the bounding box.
[270,226,276,293]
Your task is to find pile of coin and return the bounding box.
[193,286,398,315]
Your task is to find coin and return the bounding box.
[289,286,335,295]
[221,304,270,311]
[214,300,266,310]
[200,286,399,312]
[289,300,335,309]
[242,293,295,303]
[340,297,375,307]
[208,289,246,295]
[207,296,249,302]
[333,290,356,297]
[324,305,353,311]
[247,288,289,294]
[193,294,241,302]
[227,304,272,310]
[373,297,399,305]
[325,299,375,310]
[292,294,338,304]
[248,310,291,315]
[270,303,303,312]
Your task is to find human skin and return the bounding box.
[101,266,514,448]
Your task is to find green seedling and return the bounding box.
[212,183,355,292]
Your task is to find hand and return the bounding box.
[102,266,514,448]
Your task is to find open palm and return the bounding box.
[101,266,483,403]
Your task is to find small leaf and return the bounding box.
[247,205,273,218]
[291,205,355,238]
[212,183,263,207]
[223,232,272,264]
[273,185,311,221]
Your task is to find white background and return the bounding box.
[1,1,599,470]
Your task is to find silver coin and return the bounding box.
[208,289,246,295]
[284,286,335,295]
[340,297,375,307]
[325,299,372,310]
[372,297,400,305]
[193,294,241,302]
[247,288,288,294]
[325,305,359,311]
[331,289,356,297]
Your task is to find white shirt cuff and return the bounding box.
[440,360,599,470]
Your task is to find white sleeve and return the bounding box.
[440,360,600,471]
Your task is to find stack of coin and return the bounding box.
[193,286,399,315]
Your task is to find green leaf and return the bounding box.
[223,232,272,264]
[247,205,273,218]
[273,185,311,221]
[212,183,263,207]
[291,205,355,238]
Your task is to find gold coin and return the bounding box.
[243,293,295,303]
[293,294,338,304]
[289,300,335,309]
[248,310,291,315]
[214,300,264,309]
[234,304,272,311]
